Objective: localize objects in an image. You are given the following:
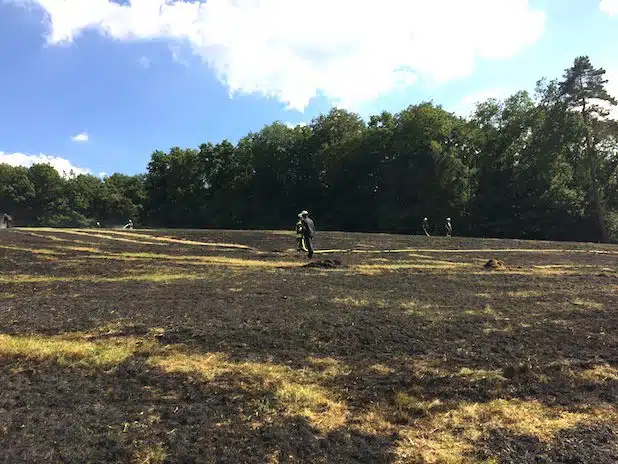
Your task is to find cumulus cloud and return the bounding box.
[455,88,507,116]
[600,0,618,16]
[71,131,89,142]
[11,0,545,111]
[0,152,91,177]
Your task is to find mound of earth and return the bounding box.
[303,259,344,269]
[484,259,506,270]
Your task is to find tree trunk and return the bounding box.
[581,101,609,242]
[589,159,608,242]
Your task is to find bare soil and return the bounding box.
[0,228,617,463]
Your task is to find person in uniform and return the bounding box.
[422,217,430,236]
[300,210,315,258]
[295,213,307,252]
[445,217,453,237]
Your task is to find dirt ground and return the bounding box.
[0,227,617,463]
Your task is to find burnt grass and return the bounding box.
[0,228,617,463]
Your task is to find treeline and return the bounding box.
[1,56,617,242]
[0,165,146,228]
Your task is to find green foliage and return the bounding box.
[0,164,34,214]
[1,56,617,242]
[0,165,144,227]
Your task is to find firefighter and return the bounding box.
[300,210,315,259]
[2,213,11,229]
[445,217,453,237]
[295,213,307,252]
[422,217,430,237]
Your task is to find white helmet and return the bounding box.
[300,210,309,216]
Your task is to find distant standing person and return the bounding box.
[295,213,307,252]
[300,210,315,259]
[2,213,12,229]
[422,217,430,237]
[123,219,134,230]
[445,217,453,237]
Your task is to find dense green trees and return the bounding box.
[0,165,146,228]
[1,56,617,242]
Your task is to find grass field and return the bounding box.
[0,228,617,463]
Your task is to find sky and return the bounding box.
[0,0,617,177]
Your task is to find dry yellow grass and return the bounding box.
[0,334,140,367]
[89,229,253,249]
[570,298,605,311]
[16,230,99,245]
[331,296,389,308]
[0,244,62,255]
[578,365,618,382]
[318,248,618,256]
[55,245,103,253]
[23,228,166,246]
[457,367,504,381]
[395,399,602,463]
[152,352,348,432]
[505,290,547,298]
[353,262,471,273]
[132,445,168,464]
[81,251,299,268]
[0,272,202,284]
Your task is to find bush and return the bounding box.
[606,211,618,244]
[46,212,96,228]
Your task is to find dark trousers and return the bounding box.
[304,235,314,258]
[297,236,306,251]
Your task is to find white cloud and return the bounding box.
[71,131,89,142]
[12,0,545,111]
[601,0,618,16]
[138,56,151,68]
[454,88,507,116]
[284,121,307,129]
[0,152,91,177]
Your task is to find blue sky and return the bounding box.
[0,0,617,177]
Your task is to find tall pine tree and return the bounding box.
[559,56,618,242]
